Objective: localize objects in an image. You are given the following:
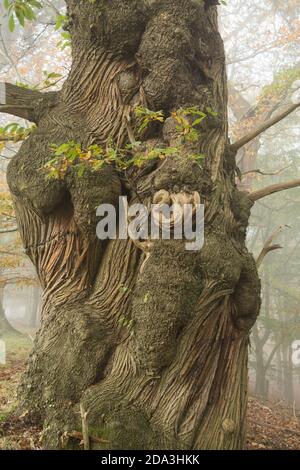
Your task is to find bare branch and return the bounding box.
[42,0,61,17]
[80,404,90,451]
[249,179,300,202]
[256,244,282,268]
[241,165,290,177]
[63,431,109,446]
[0,266,37,287]
[0,226,18,233]
[0,250,24,257]
[0,212,16,219]
[230,102,300,152]
[256,225,289,268]
[0,83,43,122]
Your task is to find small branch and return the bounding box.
[249,179,300,202]
[256,225,289,268]
[65,431,109,446]
[0,250,24,257]
[0,212,16,219]
[0,267,37,287]
[80,404,90,450]
[125,117,136,145]
[256,244,282,268]
[42,0,61,17]
[0,83,43,122]
[0,226,18,233]
[230,102,300,152]
[241,165,290,178]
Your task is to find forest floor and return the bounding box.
[0,334,300,450]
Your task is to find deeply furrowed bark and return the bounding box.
[6,0,260,449]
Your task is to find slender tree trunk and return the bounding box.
[0,286,20,336]
[282,343,294,403]
[0,287,10,334]
[253,270,271,399]
[5,1,260,449]
[254,345,267,398]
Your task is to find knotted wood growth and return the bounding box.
[5,0,261,450]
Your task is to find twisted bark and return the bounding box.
[5,0,261,449]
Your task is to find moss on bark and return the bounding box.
[6,0,261,450]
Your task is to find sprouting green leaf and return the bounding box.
[206,106,218,117]
[8,15,15,32]
[120,284,129,293]
[134,106,165,135]
[188,153,206,167]
[192,116,207,126]
[22,4,36,21]
[77,164,86,177]
[57,31,71,50]
[15,9,25,27]
[4,0,42,31]
[55,14,68,31]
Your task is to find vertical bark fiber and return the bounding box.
[6,0,261,449]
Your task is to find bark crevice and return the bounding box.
[6,0,261,450]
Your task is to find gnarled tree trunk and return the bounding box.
[5,0,260,449]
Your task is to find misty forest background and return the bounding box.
[0,0,300,448]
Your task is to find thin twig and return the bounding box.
[66,431,109,446]
[80,403,90,450]
[241,165,290,178]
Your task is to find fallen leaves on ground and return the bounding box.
[1,343,300,450]
[247,396,300,449]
